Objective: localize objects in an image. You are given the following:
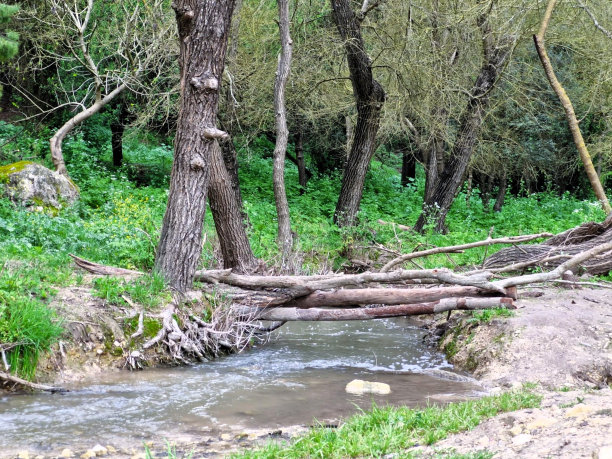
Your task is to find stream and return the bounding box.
[0,319,484,454]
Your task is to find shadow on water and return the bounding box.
[0,318,483,452]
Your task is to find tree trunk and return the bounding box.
[401,149,416,187]
[332,0,385,226]
[414,16,513,233]
[295,127,307,191]
[273,0,294,266]
[111,97,129,168]
[50,83,127,176]
[208,142,257,273]
[218,135,244,211]
[154,0,236,292]
[533,0,611,215]
[493,172,507,212]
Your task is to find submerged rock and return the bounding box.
[0,161,79,211]
[345,379,391,395]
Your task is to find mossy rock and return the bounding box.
[1,161,79,211]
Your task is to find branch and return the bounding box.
[0,371,68,393]
[380,232,553,272]
[576,0,612,40]
[494,240,612,288]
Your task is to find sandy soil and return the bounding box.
[418,286,612,458]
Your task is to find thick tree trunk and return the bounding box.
[218,135,244,211]
[414,17,513,233]
[273,0,294,265]
[332,0,385,226]
[208,142,257,273]
[50,83,127,176]
[155,0,236,292]
[238,297,514,321]
[533,0,611,215]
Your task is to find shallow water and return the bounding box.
[0,319,483,452]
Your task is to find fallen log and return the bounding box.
[485,218,612,275]
[381,232,553,272]
[285,286,509,309]
[70,254,143,277]
[235,297,515,321]
[0,371,68,393]
[195,268,504,295]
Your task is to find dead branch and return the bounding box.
[380,232,553,272]
[493,240,612,289]
[70,254,143,277]
[235,297,515,321]
[485,219,612,275]
[0,371,68,393]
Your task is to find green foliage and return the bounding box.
[233,390,541,458]
[0,253,67,380]
[0,3,18,62]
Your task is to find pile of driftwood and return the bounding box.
[71,215,612,331]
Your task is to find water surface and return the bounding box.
[0,319,482,453]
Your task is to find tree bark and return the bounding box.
[155,0,236,292]
[414,15,513,233]
[237,297,515,321]
[208,142,257,273]
[50,83,127,176]
[533,0,611,215]
[332,0,385,226]
[273,0,294,265]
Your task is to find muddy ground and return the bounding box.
[3,285,612,458]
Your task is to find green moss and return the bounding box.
[124,315,162,341]
[0,161,35,184]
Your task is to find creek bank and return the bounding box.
[416,286,612,458]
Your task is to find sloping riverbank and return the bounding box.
[416,286,612,458]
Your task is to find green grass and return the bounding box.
[93,273,171,309]
[232,390,541,458]
[467,308,515,324]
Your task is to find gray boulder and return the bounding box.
[1,161,79,211]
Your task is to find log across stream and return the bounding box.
[0,319,483,455]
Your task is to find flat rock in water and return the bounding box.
[1,161,79,211]
[345,379,391,395]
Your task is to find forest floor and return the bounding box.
[3,286,612,459]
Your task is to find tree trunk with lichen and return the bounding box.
[155,0,236,292]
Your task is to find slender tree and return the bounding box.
[154,0,236,292]
[273,0,294,265]
[533,0,611,214]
